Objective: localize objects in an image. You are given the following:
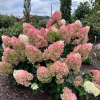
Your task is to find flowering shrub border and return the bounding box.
[0,10,100,100]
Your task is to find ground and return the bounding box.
[0,40,100,100]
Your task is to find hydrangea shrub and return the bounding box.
[0,10,100,100]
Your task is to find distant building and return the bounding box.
[17,16,34,22]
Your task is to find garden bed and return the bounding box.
[0,40,100,100]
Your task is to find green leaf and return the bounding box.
[32,90,38,95]
[24,65,29,71]
[57,84,61,92]
[86,93,90,100]
[38,81,43,87]
[62,82,66,89]
[55,93,60,99]
[72,88,77,94]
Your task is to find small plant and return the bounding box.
[93,44,100,58]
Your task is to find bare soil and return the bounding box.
[0,40,100,100]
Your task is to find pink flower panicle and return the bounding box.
[50,61,69,84]
[50,10,62,21]
[37,66,52,83]
[23,23,35,35]
[13,69,33,87]
[61,87,77,100]
[46,25,58,43]
[0,62,14,76]
[39,27,48,39]
[74,76,83,87]
[65,53,81,74]
[58,19,66,27]
[3,48,19,66]
[11,37,26,62]
[27,28,48,48]
[46,10,62,28]
[25,45,43,66]
[88,70,100,86]
[73,43,93,61]
[43,41,64,61]
[2,36,12,48]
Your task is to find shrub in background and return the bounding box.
[0,14,16,28]
[38,20,47,28]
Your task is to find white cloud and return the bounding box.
[0,0,91,17]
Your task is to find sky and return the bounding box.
[0,0,91,17]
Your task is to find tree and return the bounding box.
[74,1,92,20]
[23,0,31,23]
[60,0,72,23]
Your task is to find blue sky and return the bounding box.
[0,0,90,17]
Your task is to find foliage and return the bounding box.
[73,1,92,20]
[0,14,16,28]
[93,44,100,58]
[0,22,23,40]
[38,20,47,28]
[82,54,92,64]
[0,10,99,100]
[60,0,72,23]
[32,15,40,23]
[80,0,100,40]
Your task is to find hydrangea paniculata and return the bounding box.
[0,62,14,76]
[65,53,81,74]
[31,83,39,90]
[61,87,77,100]
[18,34,29,45]
[27,28,48,48]
[43,41,64,61]
[37,66,52,83]
[50,61,69,84]
[23,23,35,35]
[25,45,43,66]
[1,35,11,48]
[73,43,93,61]
[13,69,33,87]
[74,76,83,87]
[11,37,26,62]
[83,81,96,93]
[88,70,100,85]
[3,48,19,66]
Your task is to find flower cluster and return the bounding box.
[46,10,62,28]
[18,34,29,45]
[83,81,100,97]
[50,61,69,84]
[88,70,100,85]
[61,87,77,100]
[11,37,26,62]
[0,62,14,76]
[25,45,43,66]
[74,76,83,87]
[23,23,35,35]
[13,69,33,87]
[27,28,48,48]
[43,41,64,61]
[31,83,39,90]
[73,43,93,61]
[37,66,52,83]
[65,53,81,74]
[2,36,11,48]
[3,48,19,66]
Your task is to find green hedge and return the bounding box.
[0,14,16,28]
